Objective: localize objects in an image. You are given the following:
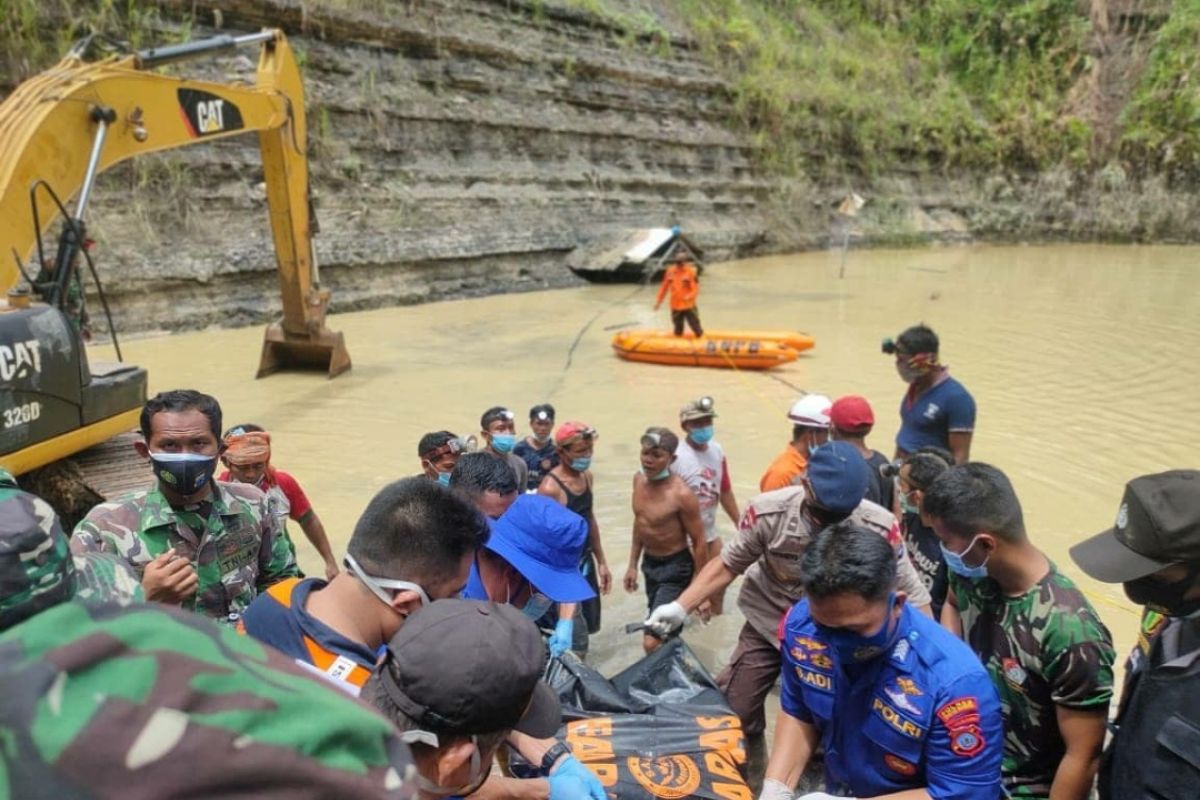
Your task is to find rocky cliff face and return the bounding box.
[68,0,767,333]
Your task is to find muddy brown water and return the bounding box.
[102,243,1200,735]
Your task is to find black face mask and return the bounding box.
[802,501,851,532]
[150,452,218,495]
[1123,564,1200,617]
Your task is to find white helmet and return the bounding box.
[787,394,832,427]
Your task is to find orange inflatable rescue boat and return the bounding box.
[611,329,815,370]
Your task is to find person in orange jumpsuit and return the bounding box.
[654,252,703,337]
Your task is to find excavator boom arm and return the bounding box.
[0,30,348,376]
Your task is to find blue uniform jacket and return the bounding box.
[781,599,1003,800]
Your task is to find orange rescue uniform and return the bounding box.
[759,445,808,492]
[656,263,700,311]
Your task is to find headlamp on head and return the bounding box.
[696,396,714,413]
[424,436,473,462]
[881,337,898,355]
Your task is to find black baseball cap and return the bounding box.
[374,600,560,738]
[1070,470,1200,583]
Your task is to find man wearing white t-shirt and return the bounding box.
[672,395,740,614]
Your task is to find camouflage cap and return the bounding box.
[0,476,142,632]
[0,479,74,631]
[0,602,417,798]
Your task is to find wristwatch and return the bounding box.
[539,741,571,775]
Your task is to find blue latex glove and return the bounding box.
[548,617,574,658]
[549,755,606,800]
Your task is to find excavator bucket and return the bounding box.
[256,322,351,379]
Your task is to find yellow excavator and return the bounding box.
[0,29,350,524]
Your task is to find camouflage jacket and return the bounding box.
[70,481,300,619]
[0,601,415,798]
[951,563,1115,799]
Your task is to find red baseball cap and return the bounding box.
[830,395,875,430]
[555,421,597,447]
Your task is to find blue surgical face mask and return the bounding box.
[436,471,452,487]
[940,534,990,579]
[899,490,919,516]
[689,425,714,445]
[641,466,671,481]
[490,433,516,454]
[816,594,900,663]
[570,457,592,472]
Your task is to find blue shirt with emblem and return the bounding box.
[780,599,1003,800]
[896,374,976,455]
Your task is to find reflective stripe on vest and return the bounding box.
[264,578,373,689]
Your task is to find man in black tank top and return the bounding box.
[538,422,611,656]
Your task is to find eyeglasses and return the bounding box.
[344,554,432,608]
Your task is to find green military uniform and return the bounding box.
[0,601,416,798]
[70,480,299,620]
[951,563,1115,799]
[0,468,142,631]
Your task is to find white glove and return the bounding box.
[757,778,794,800]
[797,793,852,800]
[644,601,687,637]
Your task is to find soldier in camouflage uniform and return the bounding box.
[70,390,299,622]
[0,467,141,631]
[925,463,1114,800]
[0,601,415,798]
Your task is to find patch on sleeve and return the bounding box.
[738,505,758,531]
[885,519,903,548]
[950,726,986,758]
[1001,657,1028,691]
[936,696,980,729]
[884,754,917,776]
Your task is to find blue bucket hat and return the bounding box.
[486,494,595,603]
[807,441,870,514]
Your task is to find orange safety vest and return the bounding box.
[656,263,700,311]
[253,578,375,690]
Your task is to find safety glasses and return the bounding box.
[344,553,432,608]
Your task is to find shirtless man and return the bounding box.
[624,427,708,653]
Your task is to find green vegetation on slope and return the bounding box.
[3,0,1198,180]
[1119,4,1200,177]
[671,0,1095,176]
[0,0,182,82]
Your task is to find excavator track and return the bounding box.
[21,431,151,532]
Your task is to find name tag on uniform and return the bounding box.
[326,656,359,682]
[794,666,833,692]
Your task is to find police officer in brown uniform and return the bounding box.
[645,442,932,786]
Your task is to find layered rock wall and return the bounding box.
[64,0,767,333]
